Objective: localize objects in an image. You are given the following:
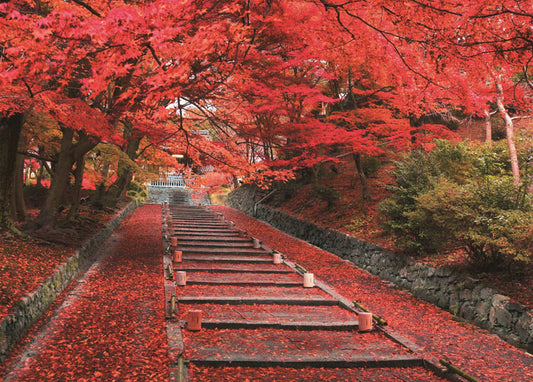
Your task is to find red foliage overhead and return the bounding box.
[1,0,532,185]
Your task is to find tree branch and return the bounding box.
[144,42,163,67]
[71,0,102,18]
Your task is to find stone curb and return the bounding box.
[0,200,140,361]
[228,186,533,352]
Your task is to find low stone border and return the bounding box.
[0,200,140,361]
[228,186,533,352]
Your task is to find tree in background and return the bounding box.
[1,0,532,237]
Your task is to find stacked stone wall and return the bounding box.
[228,185,533,351]
[0,200,139,361]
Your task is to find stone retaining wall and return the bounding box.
[228,185,533,351]
[0,200,140,361]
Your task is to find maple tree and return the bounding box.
[314,0,532,183]
[2,0,532,234]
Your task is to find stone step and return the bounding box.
[178,297,339,306]
[177,241,254,248]
[179,247,267,255]
[171,223,226,228]
[172,228,241,234]
[173,232,242,238]
[182,255,273,263]
[197,320,359,330]
[187,355,424,368]
[175,237,251,243]
[178,303,359,330]
[187,280,301,287]
[184,329,420,368]
[174,264,293,273]
[185,272,301,284]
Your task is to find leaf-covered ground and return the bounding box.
[2,205,169,381]
[0,206,119,321]
[265,156,533,308]
[0,239,72,320]
[212,206,533,382]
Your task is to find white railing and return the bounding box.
[149,174,186,188]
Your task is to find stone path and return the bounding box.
[2,205,168,381]
[4,191,528,381]
[163,202,453,381]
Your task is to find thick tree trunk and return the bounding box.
[12,133,27,221]
[353,152,370,202]
[35,128,96,230]
[496,82,520,186]
[108,125,141,200]
[66,156,85,221]
[110,167,134,200]
[0,113,24,232]
[35,127,75,229]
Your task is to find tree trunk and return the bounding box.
[107,124,141,200]
[35,128,96,230]
[35,127,75,229]
[529,165,533,195]
[484,109,492,146]
[495,82,520,186]
[36,145,45,187]
[353,152,370,202]
[108,161,135,200]
[66,156,85,221]
[0,113,24,232]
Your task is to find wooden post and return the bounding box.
[173,250,182,263]
[303,273,314,287]
[187,310,202,331]
[170,295,177,317]
[176,271,186,286]
[252,238,261,249]
[358,312,373,331]
[171,236,178,247]
[273,252,282,264]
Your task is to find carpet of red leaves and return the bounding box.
[267,157,532,308]
[212,206,533,382]
[0,205,123,321]
[177,303,356,322]
[0,239,72,320]
[183,328,410,360]
[2,205,169,381]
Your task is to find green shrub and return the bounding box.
[126,181,147,203]
[378,149,440,254]
[380,139,533,266]
[411,178,531,266]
